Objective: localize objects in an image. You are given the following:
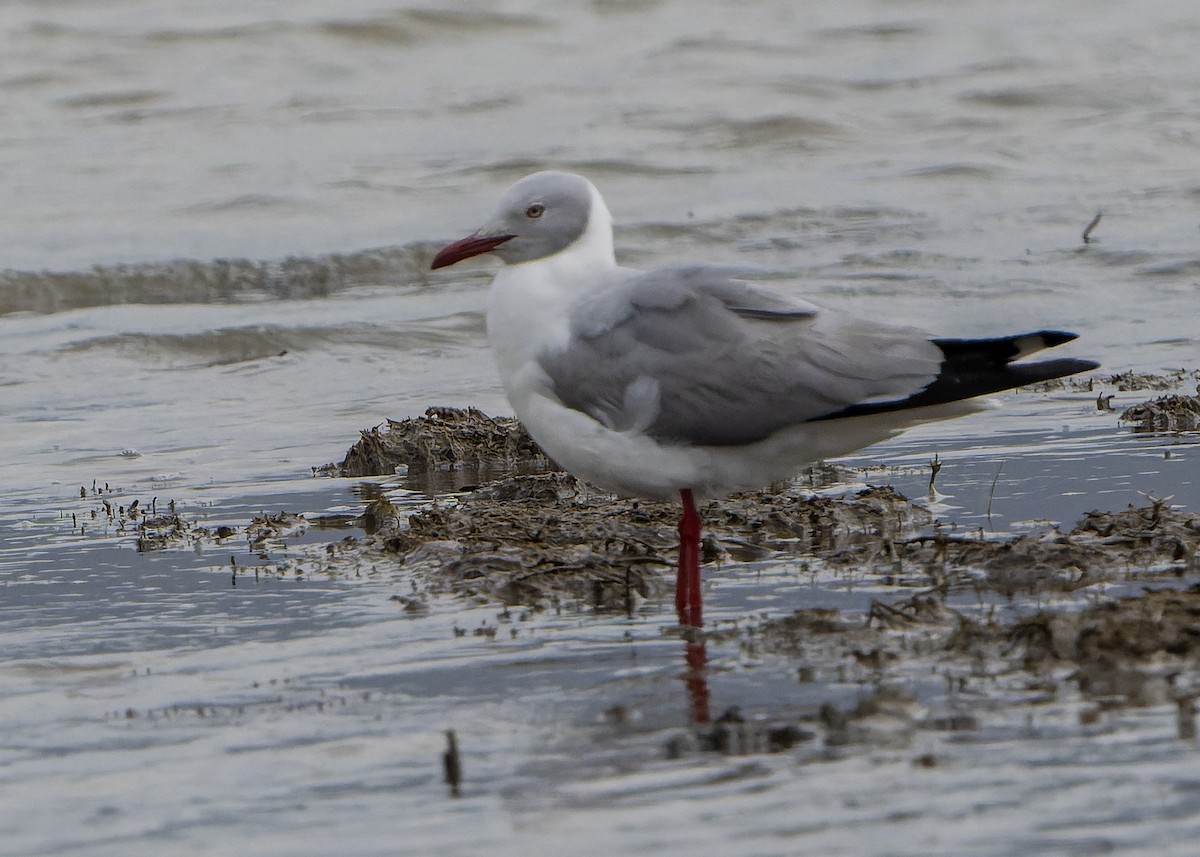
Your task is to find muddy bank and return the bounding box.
[311,441,1199,752]
[318,406,1199,752]
[59,397,1200,761]
[78,401,1198,615]
[72,390,1200,607]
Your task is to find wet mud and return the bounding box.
[316,391,1197,755]
[63,382,1200,758]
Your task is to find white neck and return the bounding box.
[574,182,616,269]
[486,183,621,401]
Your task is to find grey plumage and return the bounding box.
[484,172,594,265]
[538,266,947,447]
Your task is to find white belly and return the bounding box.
[507,379,983,502]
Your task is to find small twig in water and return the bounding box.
[1176,695,1197,741]
[443,730,462,798]
[986,460,1004,521]
[927,453,941,499]
[1082,212,1102,244]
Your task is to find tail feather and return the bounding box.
[815,330,1098,422]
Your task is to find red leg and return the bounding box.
[676,489,703,628]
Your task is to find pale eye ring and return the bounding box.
[525,203,545,219]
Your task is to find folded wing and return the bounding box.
[537,266,946,446]
[537,265,1099,447]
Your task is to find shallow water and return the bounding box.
[2,1,1200,854]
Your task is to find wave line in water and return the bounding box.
[0,244,452,316]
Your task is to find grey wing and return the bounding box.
[537,266,944,446]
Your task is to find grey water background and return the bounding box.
[2,1,1199,855]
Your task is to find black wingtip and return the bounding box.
[1039,330,1079,348]
[933,330,1085,367]
[1015,357,1100,381]
[813,352,1100,423]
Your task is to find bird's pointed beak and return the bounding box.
[430,231,515,270]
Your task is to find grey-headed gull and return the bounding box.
[431,171,1098,627]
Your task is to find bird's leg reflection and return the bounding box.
[683,634,710,725]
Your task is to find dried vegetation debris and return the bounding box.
[318,406,549,478]
[1069,588,1200,704]
[1094,368,1200,432]
[742,501,1200,738]
[378,473,674,609]
[66,399,1200,755]
[814,501,1200,597]
[1103,368,1200,392]
[1029,368,1200,394]
[746,583,1200,752]
[323,407,1198,619]
[64,486,221,552]
[977,366,1200,433]
[323,404,1200,606]
[245,511,308,550]
[1120,392,1200,432]
[1075,502,1200,561]
[370,476,931,609]
[68,483,319,560]
[137,510,312,555]
[707,484,928,557]
[135,513,215,552]
[977,585,1200,707]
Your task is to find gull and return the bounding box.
[431,171,1098,627]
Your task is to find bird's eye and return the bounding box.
[525,203,545,219]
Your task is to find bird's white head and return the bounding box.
[431,171,614,270]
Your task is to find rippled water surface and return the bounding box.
[2,1,1199,854]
